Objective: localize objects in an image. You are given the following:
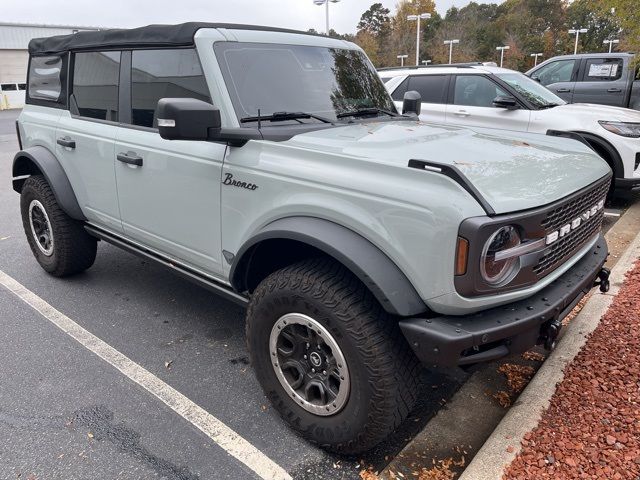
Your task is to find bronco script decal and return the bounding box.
[222,173,258,191]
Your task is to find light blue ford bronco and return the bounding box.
[13,23,612,453]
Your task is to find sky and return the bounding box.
[2,0,503,35]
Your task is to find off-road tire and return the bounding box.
[246,257,421,454]
[20,175,97,277]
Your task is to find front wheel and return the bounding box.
[246,258,421,454]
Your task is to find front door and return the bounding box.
[114,48,226,276]
[445,74,531,132]
[531,58,577,103]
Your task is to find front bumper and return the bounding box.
[615,176,640,192]
[399,234,608,367]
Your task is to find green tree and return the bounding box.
[357,3,391,37]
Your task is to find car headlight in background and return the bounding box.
[480,226,521,285]
[598,121,640,138]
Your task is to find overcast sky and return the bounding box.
[3,0,502,35]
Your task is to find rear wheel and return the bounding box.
[20,175,97,277]
[246,258,421,454]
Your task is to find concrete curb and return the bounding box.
[459,226,640,480]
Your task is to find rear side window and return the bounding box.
[407,75,448,104]
[131,49,210,128]
[28,55,65,102]
[583,58,623,82]
[72,51,121,121]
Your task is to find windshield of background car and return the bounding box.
[496,72,566,108]
[214,42,397,122]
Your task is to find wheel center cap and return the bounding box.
[309,351,322,368]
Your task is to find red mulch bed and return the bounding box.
[504,261,640,480]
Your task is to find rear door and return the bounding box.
[572,57,626,107]
[113,48,226,276]
[445,74,531,131]
[391,74,449,123]
[530,58,577,102]
[55,51,122,233]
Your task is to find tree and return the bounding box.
[357,3,391,37]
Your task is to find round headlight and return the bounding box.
[480,226,521,286]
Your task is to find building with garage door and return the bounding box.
[0,23,100,109]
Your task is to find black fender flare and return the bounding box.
[230,217,428,317]
[12,146,85,220]
[572,132,624,179]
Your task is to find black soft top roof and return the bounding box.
[28,22,318,55]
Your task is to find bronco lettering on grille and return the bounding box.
[545,199,605,245]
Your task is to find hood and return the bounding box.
[283,120,611,215]
[554,103,640,122]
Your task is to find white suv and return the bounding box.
[381,64,640,195]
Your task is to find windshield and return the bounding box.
[214,42,397,123]
[496,72,566,109]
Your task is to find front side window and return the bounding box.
[496,72,565,108]
[131,49,210,128]
[391,78,409,101]
[215,42,396,123]
[583,58,623,82]
[453,75,507,107]
[73,51,120,121]
[533,59,576,86]
[1,84,18,91]
[407,75,448,104]
[28,55,64,102]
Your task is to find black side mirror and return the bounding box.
[157,98,221,141]
[402,90,422,116]
[531,75,541,83]
[493,95,519,110]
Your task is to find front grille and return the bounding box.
[534,178,609,277]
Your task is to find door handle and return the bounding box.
[57,136,76,149]
[556,88,571,93]
[607,88,622,93]
[454,110,470,117]
[117,152,143,167]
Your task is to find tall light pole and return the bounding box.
[407,13,431,66]
[568,28,588,55]
[444,39,459,65]
[397,54,408,67]
[603,39,619,53]
[313,0,340,35]
[496,45,510,67]
[530,52,543,67]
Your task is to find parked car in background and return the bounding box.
[525,53,640,111]
[381,64,640,195]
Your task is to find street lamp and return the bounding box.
[422,60,432,66]
[313,0,340,35]
[444,39,459,65]
[530,52,543,67]
[568,28,588,55]
[407,13,431,66]
[496,45,510,68]
[397,54,408,67]
[603,39,619,53]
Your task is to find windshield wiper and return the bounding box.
[537,103,562,110]
[336,107,398,119]
[240,111,333,124]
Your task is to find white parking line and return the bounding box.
[0,270,291,480]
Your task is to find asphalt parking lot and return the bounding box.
[0,108,633,480]
[0,108,470,479]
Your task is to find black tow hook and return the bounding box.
[594,267,611,293]
[542,319,562,351]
